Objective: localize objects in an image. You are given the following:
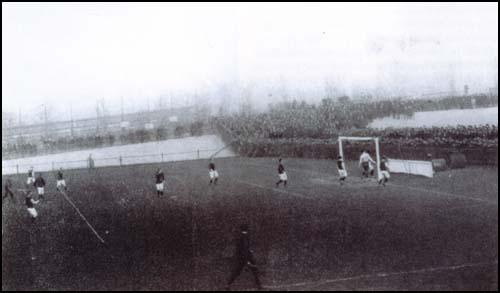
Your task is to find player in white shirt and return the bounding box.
[359,150,376,178]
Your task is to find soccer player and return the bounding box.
[33,173,46,200]
[337,156,347,185]
[276,158,287,187]
[359,150,376,178]
[3,178,15,203]
[26,166,35,185]
[25,190,40,223]
[208,159,219,185]
[56,168,67,191]
[378,156,391,187]
[226,224,263,290]
[155,168,165,197]
[368,160,375,177]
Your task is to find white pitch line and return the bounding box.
[59,190,106,244]
[234,179,310,199]
[266,260,498,290]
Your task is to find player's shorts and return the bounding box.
[209,170,219,179]
[57,180,66,188]
[338,169,347,178]
[27,207,38,218]
[27,177,35,185]
[156,182,164,191]
[361,162,369,172]
[37,187,44,195]
[381,170,390,179]
[279,172,288,181]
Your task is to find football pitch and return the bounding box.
[2,157,498,290]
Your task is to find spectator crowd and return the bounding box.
[215,94,498,151]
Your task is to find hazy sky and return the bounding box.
[2,3,498,121]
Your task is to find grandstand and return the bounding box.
[1,105,204,144]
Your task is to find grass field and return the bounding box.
[2,157,498,290]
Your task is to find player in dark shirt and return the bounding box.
[337,156,347,185]
[155,168,165,197]
[378,156,391,187]
[226,224,262,290]
[26,167,35,186]
[56,168,67,191]
[3,178,15,203]
[33,174,46,200]
[24,190,39,223]
[208,160,219,185]
[275,158,288,187]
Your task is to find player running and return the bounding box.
[276,158,288,188]
[56,168,67,191]
[378,156,390,187]
[337,156,347,185]
[26,166,35,185]
[24,190,40,223]
[359,150,376,178]
[33,173,46,200]
[3,178,15,203]
[155,168,165,197]
[208,159,219,185]
[226,224,263,290]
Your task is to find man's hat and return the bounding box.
[240,224,249,232]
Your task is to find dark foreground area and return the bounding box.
[2,157,498,290]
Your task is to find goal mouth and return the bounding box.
[338,136,382,181]
[338,136,434,178]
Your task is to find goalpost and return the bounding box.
[338,136,382,180]
[338,136,434,179]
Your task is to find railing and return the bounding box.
[2,148,222,175]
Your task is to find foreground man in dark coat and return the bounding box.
[226,224,263,290]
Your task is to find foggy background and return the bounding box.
[2,3,498,123]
